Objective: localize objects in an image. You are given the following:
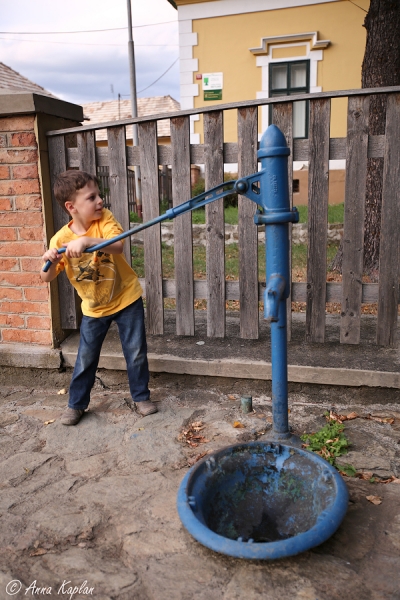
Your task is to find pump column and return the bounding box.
[254,125,299,441]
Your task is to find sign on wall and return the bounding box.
[203,72,223,101]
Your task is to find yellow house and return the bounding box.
[172,0,370,202]
[174,0,369,139]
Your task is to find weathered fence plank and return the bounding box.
[48,135,78,330]
[171,116,194,335]
[377,93,400,346]
[138,121,164,334]
[238,106,259,339]
[204,111,225,338]
[340,95,369,344]
[143,279,383,304]
[77,131,97,174]
[306,98,331,342]
[272,102,293,340]
[68,133,386,168]
[107,126,131,265]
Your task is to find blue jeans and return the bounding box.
[68,297,150,410]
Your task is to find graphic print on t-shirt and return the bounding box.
[71,251,120,308]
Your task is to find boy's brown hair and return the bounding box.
[54,170,99,214]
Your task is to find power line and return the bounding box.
[0,20,177,35]
[137,57,179,94]
[0,36,177,47]
[345,0,368,13]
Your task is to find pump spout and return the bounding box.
[264,274,286,322]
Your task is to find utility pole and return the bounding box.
[127,0,142,216]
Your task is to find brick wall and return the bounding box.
[0,115,51,345]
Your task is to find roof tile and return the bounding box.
[0,62,55,97]
[82,96,180,140]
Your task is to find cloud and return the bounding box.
[1,0,180,104]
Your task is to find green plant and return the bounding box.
[223,172,238,208]
[98,181,110,201]
[294,203,344,224]
[130,211,142,223]
[301,420,349,466]
[339,464,357,477]
[296,205,308,223]
[328,203,344,223]
[160,199,170,215]
[192,208,205,224]
[191,177,205,198]
[191,173,238,209]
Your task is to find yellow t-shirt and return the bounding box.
[49,209,142,317]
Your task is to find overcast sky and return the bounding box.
[1,0,179,106]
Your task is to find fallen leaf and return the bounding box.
[367,414,395,425]
[392,478,400,484]
[57,388,67,395]
[30,548,47,556]
[233,421,245,428]
[44,419,55,425]
[191,421,205,431]
[366,495,382,505]
[190,435,209,443]
[346,412,359,420]
[359,471,374,480]
[187,452,208,466]
[328,411,346,423]
[228,395,236,400]
[178,421,209,447]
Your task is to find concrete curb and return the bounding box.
[59,349,400,389]
[0,343,61,369]
[2,343,399,389]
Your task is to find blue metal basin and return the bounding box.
[177,442,348,560]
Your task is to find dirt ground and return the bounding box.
[0,368,399,600]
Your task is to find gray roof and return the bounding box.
[0,62,55,97]
[81,95,180,140]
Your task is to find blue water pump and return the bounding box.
[45,125,348,560]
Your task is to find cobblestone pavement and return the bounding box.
[0,370,399,600]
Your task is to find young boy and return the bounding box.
[41,170,157,425]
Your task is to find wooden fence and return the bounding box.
[97,165,172,214]
[47,87,400,347]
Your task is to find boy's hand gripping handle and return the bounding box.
[43,247,66,273]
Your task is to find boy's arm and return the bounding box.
[40,247,63,282]
[63,237,123,259]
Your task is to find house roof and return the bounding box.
[0,62,55,97]
[81,95,181,140]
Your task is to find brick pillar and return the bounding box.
[0,114,51,344]
[0,93,83,351]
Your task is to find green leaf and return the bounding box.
[339,463,357,477]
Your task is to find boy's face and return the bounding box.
[65,180,103,226]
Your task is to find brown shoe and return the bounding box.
[134,401,158,416]
[60,407,85,426]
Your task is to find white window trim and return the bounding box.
[254,42,323,135]
[178,19,200,143]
